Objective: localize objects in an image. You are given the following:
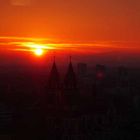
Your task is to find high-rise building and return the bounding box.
[93,64,107,97]
[117,66,129,87]
[95,64,106,80]
[0,102,13,132]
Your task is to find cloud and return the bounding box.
[0,36,140,55]
[10,0,31,6]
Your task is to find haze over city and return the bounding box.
[0,0,140,139]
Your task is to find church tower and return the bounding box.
[64,59,78,106]
[64,61,77,89]
[46,59,62,108]
[48,60,60,89]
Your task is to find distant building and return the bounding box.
[95,64,106,81]
[77,63,93,96]
[93,64,107,97]
[77,63,87,77]
[117,66,129,87]
[0,102,13,132]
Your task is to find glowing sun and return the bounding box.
[21,42,54,56]
[34,48,44,56]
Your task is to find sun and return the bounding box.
[34,48,44,56]
[22,42,46,56]
[21,42,54,56]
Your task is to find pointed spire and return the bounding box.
[48,58,60,89]
[64,58,77,89]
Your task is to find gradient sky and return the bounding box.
[0,0,139,41]
[0,0,140,66]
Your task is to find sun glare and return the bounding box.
[34,48,43,56]
[21,42,52,56]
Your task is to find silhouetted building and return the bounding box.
[64,61,77,90]
[117,66,129,87]
[95,64,106,81]
[0,102,13,132]
[47,61,62,108]
[77,63,87,77]
[94,64,107,92]
[77,63,93,96]
[92,64,108,106]
[64,61,78,107]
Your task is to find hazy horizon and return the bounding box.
[0,0,140,67]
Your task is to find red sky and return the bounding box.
[0,0,140,66]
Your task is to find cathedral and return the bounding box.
[45,59,78,110]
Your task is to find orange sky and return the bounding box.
[0,0,140,66]
[0,0,139,41]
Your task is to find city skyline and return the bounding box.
[0,1,139,138]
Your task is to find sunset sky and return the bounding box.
[0,0,140,66]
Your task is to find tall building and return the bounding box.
[0,102,13,132]
[47,61,62,107]
[77,63,93,96]
[48,61,60,89]
[64,61,78,106]
[93,64,107,97]
[117,66,129,87]
[64,61,77,89]
[95,64,106,81]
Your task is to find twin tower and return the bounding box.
[45,59,78,108]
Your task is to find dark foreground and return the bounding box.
[0,65,139,139]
